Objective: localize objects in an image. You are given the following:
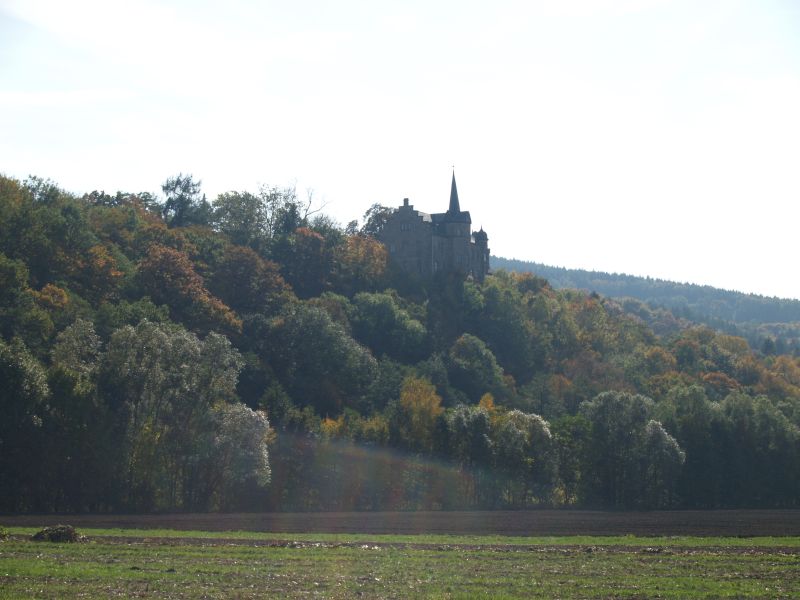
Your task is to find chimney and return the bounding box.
[403,198,409,207]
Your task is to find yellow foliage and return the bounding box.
[400,376,443,451]
[769,355,800,388]
[320,416,345,439]
[478,393,495,413]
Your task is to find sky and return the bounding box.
[2,0,799,299]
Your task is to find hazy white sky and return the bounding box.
[2,0,799,299]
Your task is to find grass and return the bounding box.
[1,526,799,598]
[5,526,800,547]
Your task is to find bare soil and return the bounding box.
[3,509,800,536]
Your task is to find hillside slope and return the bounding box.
[492,256,800,355]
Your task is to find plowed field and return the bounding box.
[4,509,800,536]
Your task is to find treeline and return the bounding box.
[1,174,799,513]
[492,257,800,356]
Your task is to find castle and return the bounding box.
[378,173,490,281]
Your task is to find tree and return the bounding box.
[656,385,726,507]
[642,419,686,508]
[137,243,241,333]
[493,409,556,506]
[0,337,49,511]
[332,235,388,295]
[466,274,549,384]
[44,319,114,512]
[208,245,293,316]
[350,292,428,362]
[447,333,506,402]
[212,191,268,250]
[446,404,493,467]
[360,203,393,238]
[161,174,211,227]
[206,402,272,510]
[580,391,684,508]
[0,252,53,348]
[394,376,444,453]
[271,227,330,298]
[720,392,800,506]
[264,303,378,415]
[98,321,244,511]
[51,318,101,375]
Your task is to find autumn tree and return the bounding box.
[332,234,388,295]
[209,245,293,316]
[137,243,241,333]
[393,376,444,453]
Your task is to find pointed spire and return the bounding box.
[448,171,460,213]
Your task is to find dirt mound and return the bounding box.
[31,524,81,543]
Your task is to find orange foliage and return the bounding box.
[701,371,741,399]
[31,283,69,310]
[138,244,241,333]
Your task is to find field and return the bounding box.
[2,511,800,598]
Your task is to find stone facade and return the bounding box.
[378,174,490,281]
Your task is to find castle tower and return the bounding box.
[378,173,489,282]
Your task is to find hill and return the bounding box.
[492,256,800,356]
[1,175,799,515]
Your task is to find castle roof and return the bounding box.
[449,172,460,213]
[431,211,471,224]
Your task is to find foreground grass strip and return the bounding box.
[6,526,800,548]
[1,530,799,598]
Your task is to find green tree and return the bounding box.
[493,409,556,506]
[0,338,49,511]
[271,227,330,298]
[98,321,245,511]
[580,391,683,508]
[161,173,211,227]
[265,303,378,415]
[656,385,727,507]
[447,333,507,402]
[0,253,53,349]
[360,203,393,238]
[43,319,114,512]
[212,191,268,250]
[351,292,428,362]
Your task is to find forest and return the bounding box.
[492,256,800,356]
[1,174,799,514]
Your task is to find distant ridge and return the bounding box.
[492,256,800,354]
